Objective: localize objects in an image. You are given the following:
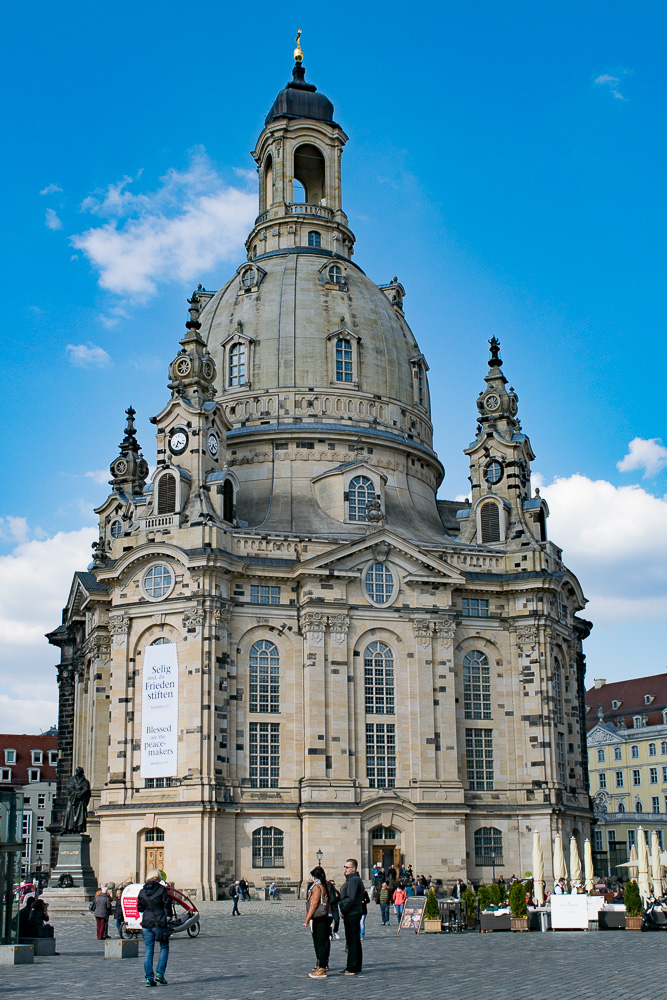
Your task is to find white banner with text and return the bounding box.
[141,643,179,777]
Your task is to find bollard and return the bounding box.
[105,939,139,959]
[0,945,34,965]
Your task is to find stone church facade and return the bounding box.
[48,52,592,898]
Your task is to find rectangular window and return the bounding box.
[463,661,491,720]
[597,748,605,763]
[335,338,353,382]
[649,743,657,757]
[28,769,40,782]
[249,722,280,789]
[557,732,566,785]
[37,794,46,808]
[144,778,173,789]
[366,723,396,789]
[598,772,607,789]
[36,816,44,831]
[658,830,665,849]
[250,585,280,605]
[663,766,667,783]
[48,750,58,766]
[249,642,280,714]
[631,745,639,758]
[4,750,16,764]
[607,829,617,844]
[615,770,624,788]
[614,746,622,761]
[465,728,494,791]
[650,767,658,784]
[0,768,10,782]
[652,796,660,813]
[662,741,667,755]
[628,830,636,849]
[364,648,395,715]
[553,667,563,725]
[31,750,43,765]
[593,829,604,851]
[461,598,489,618]
[35,840,44,855]
[633,769,641,786]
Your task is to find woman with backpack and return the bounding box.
[304,865,330,979]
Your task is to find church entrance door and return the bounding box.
[146,846,164,875]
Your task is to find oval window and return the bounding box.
[143,564,174,600]
[110,519,123,538]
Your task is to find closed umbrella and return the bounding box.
[651,832,663,898]
[570,835,582,887]
[629,842,639,881]
[553,833,568,886]
[584,839,595,894]
[637,828,651,904]
[532,831,545,905]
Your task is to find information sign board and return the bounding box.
[398,895,427,934]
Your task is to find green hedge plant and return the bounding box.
[509,881,528,918]
[624,880,642,918]
[424,886,440,920]
[477,884,492,911]
[462,887,476,911]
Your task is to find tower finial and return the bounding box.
[488,336,502,368]
[294,28,303,64]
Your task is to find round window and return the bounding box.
[364,562,395,606]
[110,519,123,538]
[484,460,503,485]
[143,564,174,600]
[241,268,255,288]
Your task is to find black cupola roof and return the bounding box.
[265,64,335,126]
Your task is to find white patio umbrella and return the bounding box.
[570,835,582,887]
[584,838,595,894]
[629,842,639,880]
[553,833,568,886]
[532,831,545,905]
[651,832,663,898]
[637,828,651,903]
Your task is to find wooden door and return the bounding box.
[393,848,401,870]
[146,847,165,875]
[372,846,383,866]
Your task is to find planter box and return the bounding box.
[511,916,529,932]
[423,919,442,933]
[625,915,642,931]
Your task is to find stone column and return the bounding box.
[300,611,327,781]
[326,613,352,784]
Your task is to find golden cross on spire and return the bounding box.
[294,28,303,64]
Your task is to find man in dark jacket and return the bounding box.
[92,886,113,939]
[137,869,174,987]
[338,858,365,975]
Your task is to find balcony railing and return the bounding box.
[475,854,504,868]
[288,202,334,219]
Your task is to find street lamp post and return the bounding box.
[316,849,323,866]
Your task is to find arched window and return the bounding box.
[364,642,395,715]
[335,338,353,382]
[553,658,563,724]
[649,742,657,757]
[294,144,325,203]
[150,637,172,646]
[348,475,375,521]
[618,801,626,813]
[636,800,644,813]
[264,153,273,208]
[157,473,176,514]
[328,264,343,284]
[307,231,321,248]
[474,827,502,864]
[597,748,606,763]
[463,650,491,720]
[364,563,394,605]
[252,826,284,868]
[480,501,501,543]
[223,479,235,522]
[249,640,280,713]
[241,267,255,289]
[145,827,165,842]
[229,343,246,387]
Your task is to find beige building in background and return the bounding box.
[49,51,592,898]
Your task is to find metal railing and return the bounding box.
[288,203,334,219]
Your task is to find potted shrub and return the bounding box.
[509,880,529,931]
[624,880,642,931]
[477,884,492,912]
[423,886,442,933]
[462,886,477,928]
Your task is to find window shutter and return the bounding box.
[480,501,500,543]
[157,473,176,514]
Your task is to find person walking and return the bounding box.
[393,883,407,923]
[304,865,330,979]
[338,858,364,976]
[378,882,391,925]
[137,868,173,988]
[231,881,242,915]
[239,877,249,901]
[92,885,113,940]
[360,888,370,940]
[113,889,124,937]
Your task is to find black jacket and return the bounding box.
[339,871,365,917]
[137,880,173,929]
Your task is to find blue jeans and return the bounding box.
[380,902,390,924]
[394,904,404,921]
[359,913,366,939]
[143,927,169,981]
[115,918,123,937]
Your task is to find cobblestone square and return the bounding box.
[5,901,667,1000]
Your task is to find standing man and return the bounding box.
[338,858,364,976]
[92,884,113,940]
[231,881,242,915]
[137,869,173,988]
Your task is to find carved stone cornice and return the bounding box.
[328,614,350,645]
[411,618,456,648]
[109,614,130,635]
[182,609,205,629]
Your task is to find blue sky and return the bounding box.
[1,1,666,730]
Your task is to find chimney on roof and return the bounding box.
[594,679,606,689]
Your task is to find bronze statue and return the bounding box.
[62,766,92,834]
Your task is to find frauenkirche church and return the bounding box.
[48,40,592,898]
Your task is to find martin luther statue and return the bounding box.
[62,766,92,834]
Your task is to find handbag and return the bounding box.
[311,882,329,919]
[88,900,96,913]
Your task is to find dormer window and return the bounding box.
[4,749,16,765]
[28,768,40,782]
[241,267,255,289]
[480,500,501,543]
[348,476,375,521]
[31,750,43,765]
[335,338,353,382]
[645,694,654,705]
[611,700,621,710]
[328,264,343,284]
[307,231,321,248]
[157,473,176,515]
[48,750,58,766]
[229,342,246,387]
[633,715,646,729]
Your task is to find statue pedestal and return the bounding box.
[41,834,98,917]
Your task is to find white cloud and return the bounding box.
[45,208,63,230]
[84,470,110,486]
[594,73,627,101]
[538,473,667,626]
[617,437,667,478]
[39,183,63,196]
[0,525,97,733]
[66,342,111,367]
[0,516,30,544]
[71,150,257,299]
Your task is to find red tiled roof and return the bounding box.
[0,733,57,786]
[585,673,667,731]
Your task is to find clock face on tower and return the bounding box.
[207,433,219,458]
[169,428,188,455]
[485,393,500,411]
